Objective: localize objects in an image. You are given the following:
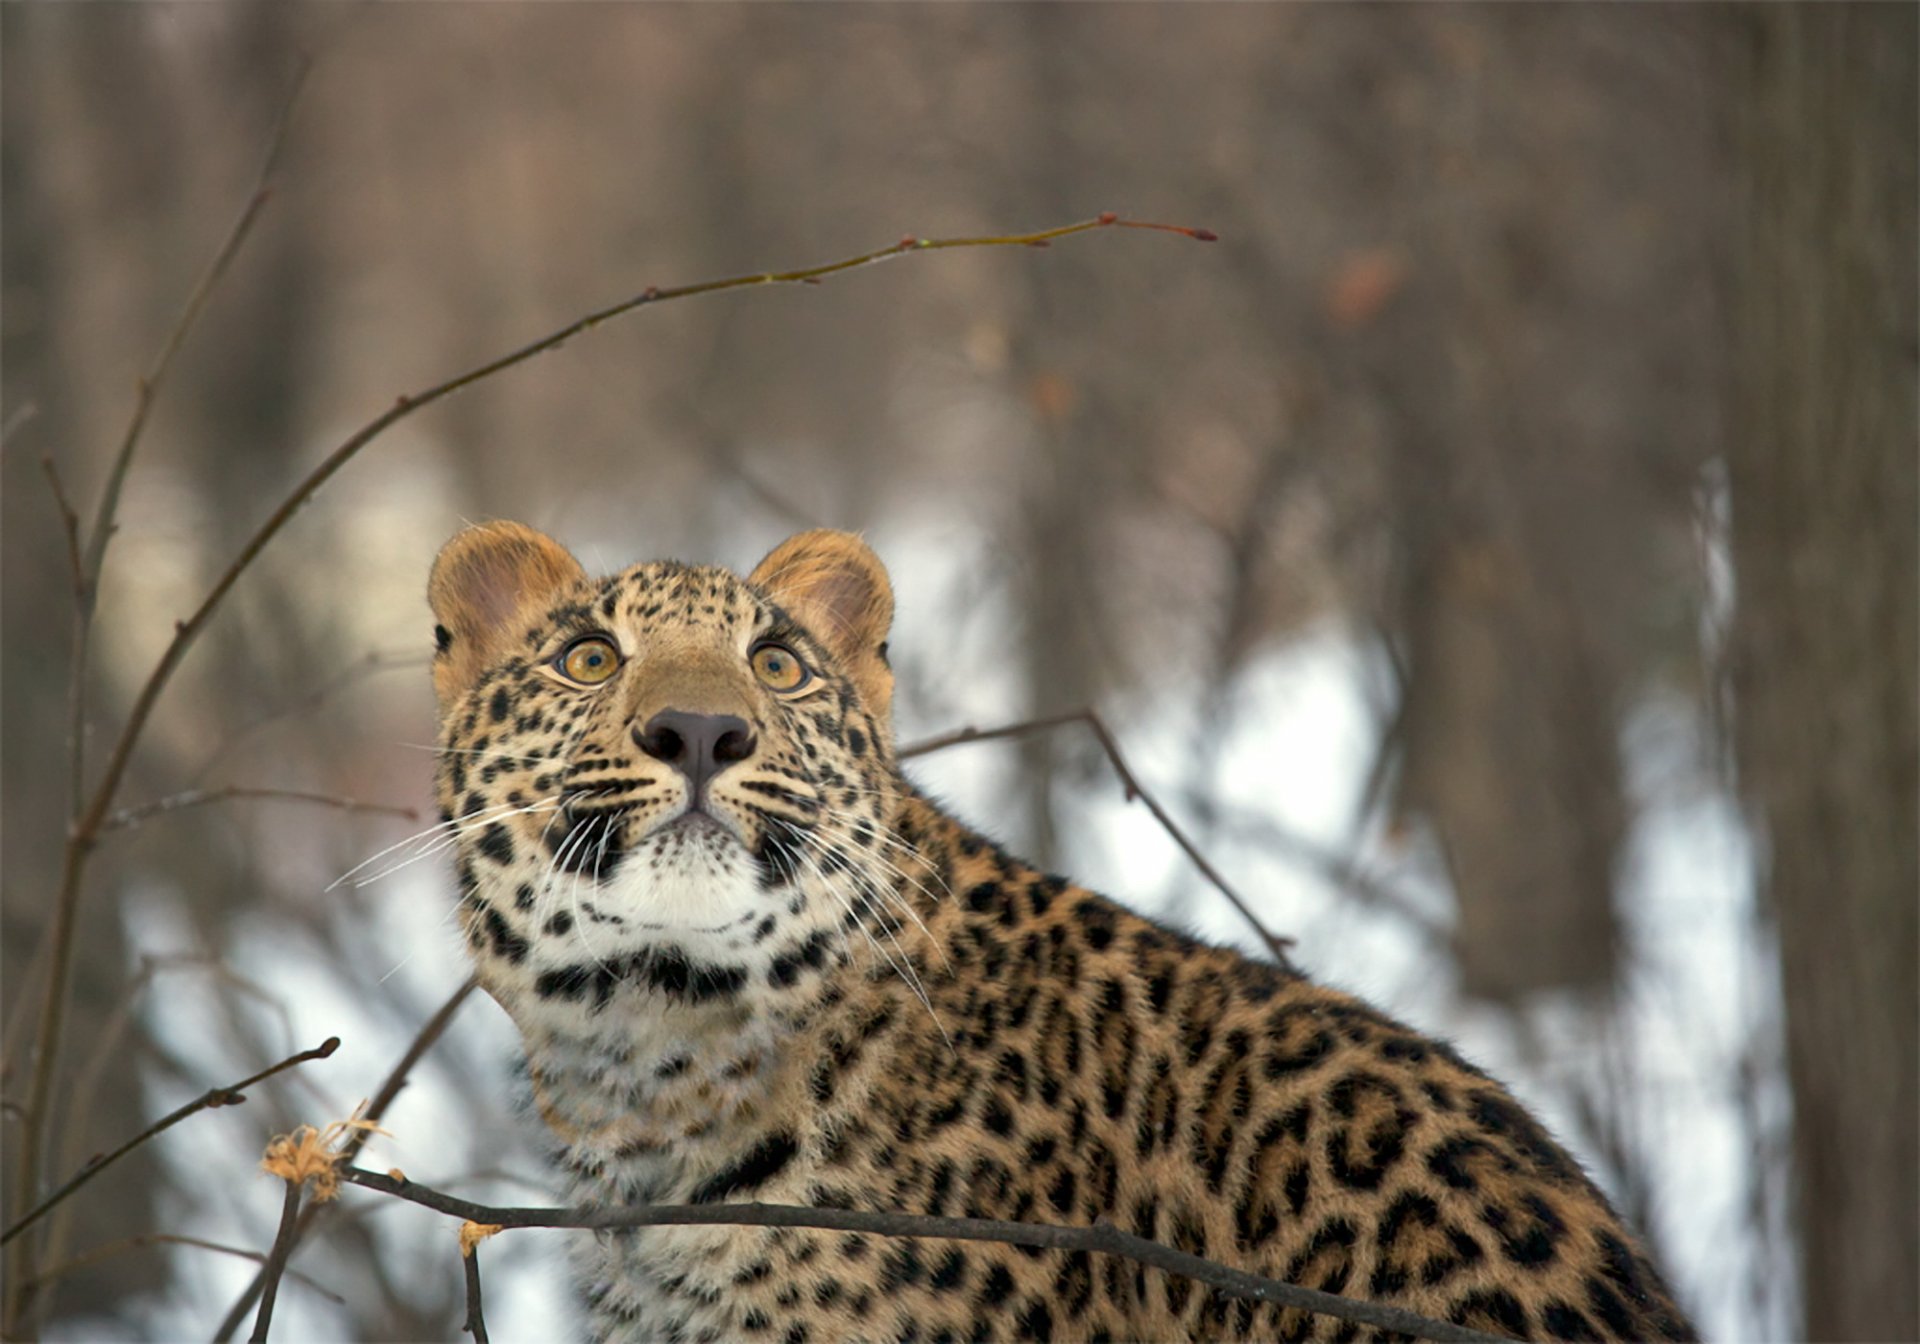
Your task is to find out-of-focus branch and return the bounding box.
[0,1038,338,1248]
[901,709,1297,967]
[459,1227,492,1344]
[39,955,290,1294]
[337,1166,1505,1344]
[40,457,83,595]
[78,60,310,607]
[189,648,428,785]
[1205,801,1448,942]
[246,1181,305,1344]
[101,787,418,834]
[0,401,39,457]
[28,1234,343,1305]
[212,980,478,1342]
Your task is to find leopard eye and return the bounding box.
[750,641,811,693]
[556,635,621,685]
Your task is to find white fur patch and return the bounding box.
[539,818,772,965]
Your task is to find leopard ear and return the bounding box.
[749,530,895,728]
[429,521,585,707]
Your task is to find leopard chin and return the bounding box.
[542,833,759,954]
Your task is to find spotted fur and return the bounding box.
[427,523,1696,1343]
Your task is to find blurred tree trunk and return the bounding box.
[1727,7,1917,1341]
[1394,494,1626,1001]
[1005,5,1119,870]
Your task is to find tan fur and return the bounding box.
[748,530,895,737]
[616,642,761,727]
[428,521,586,707]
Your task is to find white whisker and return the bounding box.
[329,796,559,892]
[785,836,947,1045]
[796,807,952,974]
[785,826,947,1042]
[395,740,554,766]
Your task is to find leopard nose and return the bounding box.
[634,710,756,804]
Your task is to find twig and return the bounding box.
[101,787,418,834]
[1206,802,1449,943]
[461,1236,490,1344]
[212,980,477,1342]
[1352,626,1409,846]
[1,1037,339,1247]
[352,982,476,1141]
[79,58,310,602]
[339,1167,1506,1344]
[5,62,310,1330]
[247,1180,305,1344]
[40,457,83,596]
[0,949,49,1093]
[39,954,290,1298]
[709,440,824,533]
[28,1233,343,1306]
[189,648,428,785]
[896,709,1096,758]
[900,709,1297,967]
[0,400,39,456]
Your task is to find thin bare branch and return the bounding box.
[6,64,311,1330]
[212,980,478,1342]
[189,648,428,785]
[1206,802,1448,943]
[79,57,309,597]
[46,451,89,869]
[901,709,1297,967]
[340,1167,1505,1344]
[39,457,83,597]
[30,1234,343,1306]
[1,1038,339,1248]
[41,955,289,1294]
[0,400,39,457]
[0,950,48,1093]
[461,1236,490,1344]
[101,788,418,835]
[896,709,1096,758]
[247,1180,305,1344]
[349,981,478,1162]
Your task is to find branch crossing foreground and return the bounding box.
[300,1164,1510,1344]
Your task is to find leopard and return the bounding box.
[426,521,1696,1343]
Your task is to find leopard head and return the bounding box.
[427,523,904,1036]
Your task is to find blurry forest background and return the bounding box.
[2,5,1913,1341]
